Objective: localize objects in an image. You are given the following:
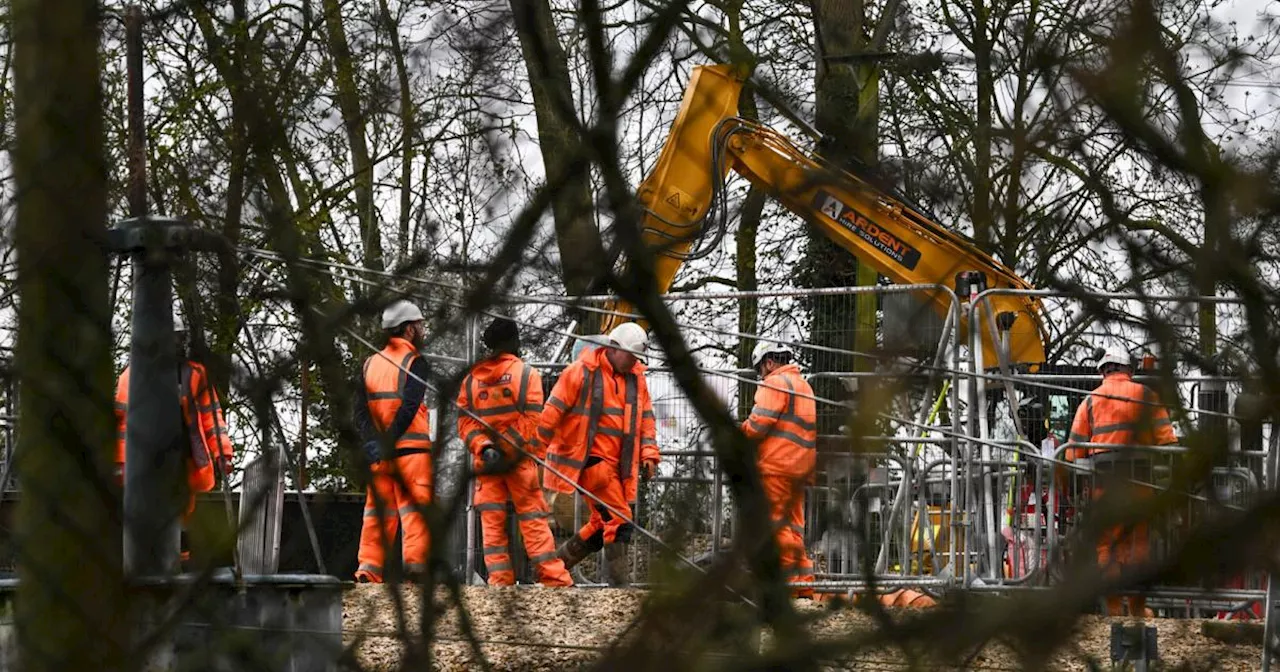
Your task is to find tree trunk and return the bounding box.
[1198,145,1223,365]
[509,0,601,322]
[727,1,765,417]
[806,0,889,435]
[377,0,417,264]
[12,0,127,666]
[737,182,765,417]
[971,0,996,252]
[208,0,250,405]
[322,0,381,273]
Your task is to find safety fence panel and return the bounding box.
[961,289,1273,615]
[446,284,1278,599]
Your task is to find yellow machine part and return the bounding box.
[903,505,967,575]
[604,63,1049,369]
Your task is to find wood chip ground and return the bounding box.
[344,584,1264,670]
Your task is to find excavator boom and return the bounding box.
[604,64,1049,370]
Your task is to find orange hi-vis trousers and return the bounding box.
[1095,483,1152,616]
[356,451,432,582]
[570,460,634,547]
[1092,470,1155,571]
[474,460,571,586]
[764,474,815,598]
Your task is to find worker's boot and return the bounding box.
[557,535,592,571]
[604,543,630,587]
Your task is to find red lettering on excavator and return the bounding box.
[879,230,905,255]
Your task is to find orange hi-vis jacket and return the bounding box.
[457,353,544,461]
[115,360,234,493]
[538,346,659,502]
[1067,372,1177,461]
[363,337,432,451]
[742,364,818,480]
[542,339,599,462]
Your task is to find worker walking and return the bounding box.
[353,300,434,583]
[457,317,572,587]
[1067,347,1177,618]
[544,334,609,535]
[538,322,660,587]
[115,310,235,564]
[742,340,817,598]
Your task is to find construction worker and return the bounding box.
[544,334,609,534]
[1067,346,1177,618]
[742,340,817,598]
[457,316,572,587]
[352,300,433,584]
[114,310,235,562]
[538,322,659,586]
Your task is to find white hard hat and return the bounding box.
[381,300,424,329]
[607,322,648,360]
[1097,346,1132,371]
[751,339,794,368]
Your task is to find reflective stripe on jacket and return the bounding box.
[115,360,235,493]
[457,353,544,459]
[363,337,432,450]
[1067,372,1177,460]
[537,347,658,501]
[742,364,817,480]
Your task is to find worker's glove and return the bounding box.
[217,455,234,476]
[362,441,382,465]
[475,444,503,474]
[641,459,659,481]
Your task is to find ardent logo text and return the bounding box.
[813,190,922,271]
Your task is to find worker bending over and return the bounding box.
[538,322,660,586]
[742,340,817,598]
[1067,347,1177,618]
[115,310,235,563]
[353,300,434,583]
[457,317,572,586]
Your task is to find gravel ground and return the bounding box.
[344,584,1264,671]
[345,584,646,671]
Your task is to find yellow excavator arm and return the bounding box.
[602,64,1049,370]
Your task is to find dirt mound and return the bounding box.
[343,584,1264,670]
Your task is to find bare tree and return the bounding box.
[510,0,606,316]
